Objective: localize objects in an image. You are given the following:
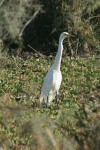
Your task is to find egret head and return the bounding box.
[60,32,75,41]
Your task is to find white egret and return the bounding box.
[40,32,74,106]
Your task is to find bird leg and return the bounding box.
[56,91,58,107]
[46,95,48,108]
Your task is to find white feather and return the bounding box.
[40,32,73,106]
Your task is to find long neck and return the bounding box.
[53,38,63,70]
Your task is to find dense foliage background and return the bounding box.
[0,0,100,55]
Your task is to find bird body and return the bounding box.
[40,65,62,106]
[40,32,74,106]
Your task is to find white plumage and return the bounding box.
[40,32,74,106]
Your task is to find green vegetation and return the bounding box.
[0,54,100,149]
[0,0,100,149]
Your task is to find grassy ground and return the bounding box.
[0,53,100,150]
